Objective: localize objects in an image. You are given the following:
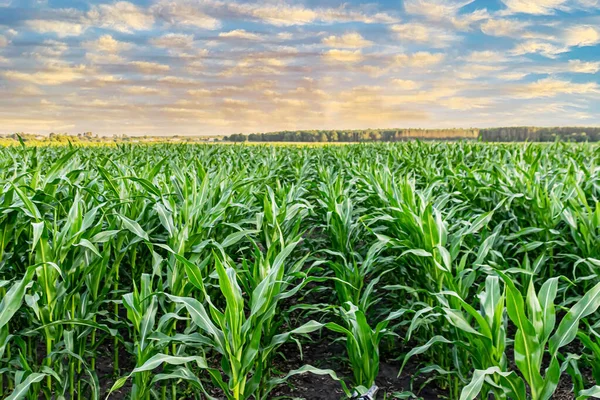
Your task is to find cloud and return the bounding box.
[511,77,598,98]
[150,0,221,29]
[122,86,161,95]
[322,49,364,63]
[462,51,508,63]
[511,40,568,58]
[0,35,8,47]
[322,32,372,48]
[392,79,421,90]
[440,96,493,110]
[84,35,132,53]
[129,61,170,74]
[455,64,505,79]
[566,59,600,73]
[451,8,490,30]
[87,1,154,33]
[392,52,445,68]
[499,0,568,15]
[403,0,475,20]
[157,76,199,86]
[25,20,85,37]
[563,25,600,47]
[391,23,457,47]
[27,39,69,60]
[218,29,263,41]
[85,53,126,64]
[480,19,530,37]
[150,33,195,49]
[211,1,398,27]
[2,63,88,85]
[497,71,530,80]
[220,56,289,76]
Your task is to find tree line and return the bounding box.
[225,127,600,142]
[226,128,479,142]
[2,127,600,144]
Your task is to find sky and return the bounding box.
[0,0,599,136]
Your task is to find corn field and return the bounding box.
[0,142,599,400]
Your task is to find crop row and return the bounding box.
[0,142,599,400]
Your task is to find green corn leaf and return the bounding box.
[577,386,600,400]
[399,335,453,377]
[549,282,600,356]
[0,265,36,329]
[501,273,544,395]
[6,372,47,400]
[118,215,149,241]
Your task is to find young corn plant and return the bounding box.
[459,274,600,400]
[400,275,508,399]
[110,234,343,400]
[316,167,404,394]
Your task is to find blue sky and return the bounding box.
[0,0,599,136]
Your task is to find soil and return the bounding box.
[270,340,444,400]
[94,337,584,400]
[98,341,135,399]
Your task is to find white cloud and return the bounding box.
[87,1,154,33]
[277,32,293,40]
[84,35,132,53]
[323,49,364,63]
[455,64,505,79]
[404,0,475,20]
[2,63,88,85]
[0,35,8,47]
[463,51,508,63]
[28,39,69,60]
[511,40,568,58]
[25,20,85,37]
[85,53,125,64]
[566,59,600,73]
[500,0,569,15]
[441,96,493,110]
[480,19,529,37]
[511,77,598,98]
[122,86,161,95]
[392,79,421,90]
[575,0,600,7]
[497,71,529,80]
[322,32,372,48]
[212,1,398,26]
[451,9,490,30]
[392,52,446,68]
[219,29,263,41]
[391,23,457,47]
[563,25,600,47]
[20,85,45,95]
[129,61,170,74]
[157,76,198,85]
[151,0,221,29]
[219,55,289,76]
[150,33,195,49]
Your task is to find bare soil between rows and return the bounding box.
[96,339,579,400]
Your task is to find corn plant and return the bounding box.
[458,275,600,400]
